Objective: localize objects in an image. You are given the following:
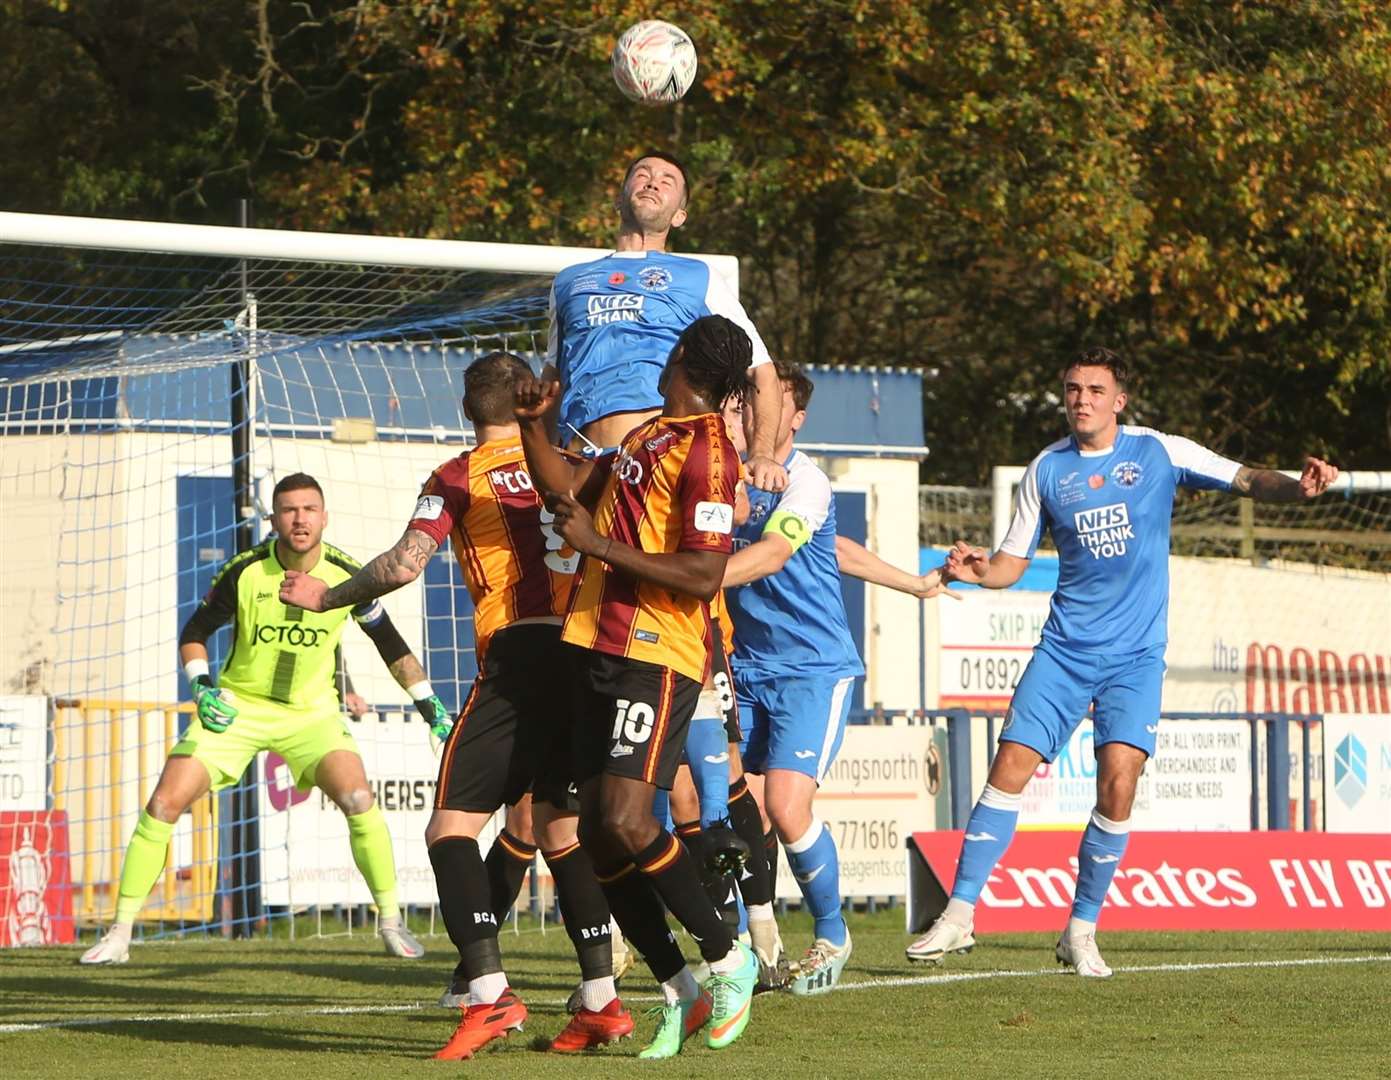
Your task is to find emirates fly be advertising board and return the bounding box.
[911,830,1391,931]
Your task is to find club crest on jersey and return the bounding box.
[1111,460,1144,488]
[637,265,673,291]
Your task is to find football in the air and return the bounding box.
[610,20,698,105]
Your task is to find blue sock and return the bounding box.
[951,784,1022,905]
[651,788,672,831]
[684,715,730,828]
[785,818,847,946]
[1071,809,1130,923]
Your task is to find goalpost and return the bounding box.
[0,210,742,946]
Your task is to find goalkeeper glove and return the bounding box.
[191,675,238,733]
[414,694,453,743]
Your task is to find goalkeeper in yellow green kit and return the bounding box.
[80,473,451,964]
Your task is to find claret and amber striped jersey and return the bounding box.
[562,413,739,683]
[407,435,578,656]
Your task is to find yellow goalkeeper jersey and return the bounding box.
[180,539,386,710]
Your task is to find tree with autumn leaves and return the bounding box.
[1,1,1387,479]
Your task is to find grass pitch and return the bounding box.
[3,911,1387,1079]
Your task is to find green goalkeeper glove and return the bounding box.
[414,694,453,743]
[191,675,238,733]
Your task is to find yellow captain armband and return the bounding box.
[764,509,813,554]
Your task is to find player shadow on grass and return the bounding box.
[71,1018,425,1057]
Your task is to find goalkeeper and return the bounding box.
[80,472,450,965]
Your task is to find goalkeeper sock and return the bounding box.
[113,811,174,924]
[484,829,536,921]
[345,803,400,920]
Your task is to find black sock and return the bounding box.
[728,779,773,907]
[545,840,613,982]
[485,829,536,921]
[595,859,685,983]
[428,837,503,979]
[764,826,781,903]
[675,819,739,933]
[634,830,734,964]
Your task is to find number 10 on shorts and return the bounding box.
[611,699,655,745]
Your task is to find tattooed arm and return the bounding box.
[1231,457,1339,503]
[279,529,440,612]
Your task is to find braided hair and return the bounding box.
[674,314,753,408]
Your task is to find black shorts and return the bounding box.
[571,649,702,791]
[434,623,578,814]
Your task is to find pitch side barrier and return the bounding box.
[847,706,1320,831]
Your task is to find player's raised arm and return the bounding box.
[514,372,602,507]
[282,528,440,614]
[744,361,787,492]
[546,490,728,601]
[1232,456,1339,502]
[835,534,947,599]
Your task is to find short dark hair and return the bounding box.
[464,350,532,425]
[773,359,815,412]
[1064,346,1129,390]
[674,315,752,408]
[272,472,323,505]
[624,150,691,207]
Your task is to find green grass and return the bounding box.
[3,912,1388,1079]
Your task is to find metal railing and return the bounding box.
[52,699,218,923]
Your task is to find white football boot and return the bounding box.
[379,916,425,959]
[904,914,975,964]
[79,925,132,965]
[789,933,852,996]
[1055,931,1113,978]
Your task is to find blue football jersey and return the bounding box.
[726,450,864,679]
[1000,425,1242,654]
[547,250,771,436]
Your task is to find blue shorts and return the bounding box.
[736,671,857,782]
[560,355,664,436]
[1001,640,1167,762]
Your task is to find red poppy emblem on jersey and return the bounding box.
[608,271,627,285]
[1088,474,1106,489]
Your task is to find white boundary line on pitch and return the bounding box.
[3,953,1388,1034]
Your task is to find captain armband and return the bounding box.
[764,509,813,554]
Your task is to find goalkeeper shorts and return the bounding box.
[170,691,360,792]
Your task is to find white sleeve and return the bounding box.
[545,282,560,369]
[703,268,772,369]
[1151,430,1242,490]
[771,459,833,533]
[999,457,1046,558]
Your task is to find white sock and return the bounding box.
[785,818,825,854]
[708,941,746,976]
[746,902,775,925]
[943,897,975,926]
[108,922,133,938]
[1065,916,1097,940]
[468,971,508,1006]
[660,966,700,1006]
[379,914,403,931]
[579,975,617,1012]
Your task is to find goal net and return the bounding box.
[0,213,660,946]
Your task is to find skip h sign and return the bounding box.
[909,831,1391,932]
